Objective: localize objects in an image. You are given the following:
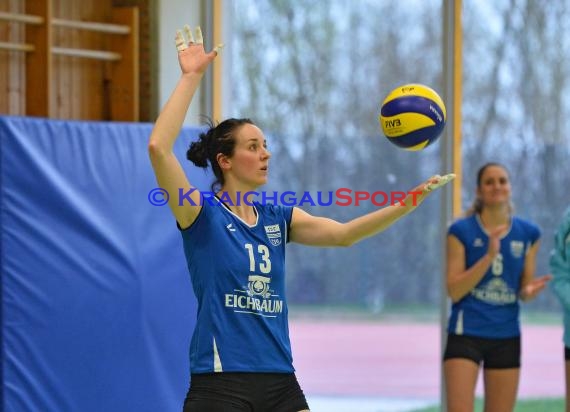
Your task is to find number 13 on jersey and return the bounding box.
[245,243,272,273]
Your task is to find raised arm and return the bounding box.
[148,25,221,229]
[289,174,454,246]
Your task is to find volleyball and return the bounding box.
[379,84,447,151]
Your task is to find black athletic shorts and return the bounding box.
[443,333,521,369]
[565,346,570,361]
[182,372,310,412]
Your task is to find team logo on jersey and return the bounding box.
[510,241,524,258]
[225,275,283,317]
[473,238,484,247]
[264,224,282,246]
[471,278,517,304]
[247,275,272,298]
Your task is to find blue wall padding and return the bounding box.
[0,116,208,412]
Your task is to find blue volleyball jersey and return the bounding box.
[179,197,294,373]
[447,215,540,338]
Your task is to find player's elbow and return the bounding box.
[148,140,169,160]
[335,227,358,247]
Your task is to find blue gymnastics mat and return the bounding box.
[0,116,208,412]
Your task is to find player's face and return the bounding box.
[477,165,511,208]
[229,123,271,188]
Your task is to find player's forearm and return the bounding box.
[341,200,416,245]
[519,276,537,302]
[447,254,493,302]
[339,177,451,245]
[149,73,202,153]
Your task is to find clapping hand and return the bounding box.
[520,274,553,301]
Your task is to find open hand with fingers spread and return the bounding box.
[174,25,224,75]
[407,173,455,208]
[424,173,456,193]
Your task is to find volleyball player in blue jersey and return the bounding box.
[148,25,454,412]
[443,162,552,412]
[550,206,570,412]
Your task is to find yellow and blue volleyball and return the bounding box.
[379,84,447,151]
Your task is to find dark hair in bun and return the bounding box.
[187,117,254,191]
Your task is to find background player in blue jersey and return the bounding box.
[550,205,570,412]
[443,162,552,412]
[148,25,454,412]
